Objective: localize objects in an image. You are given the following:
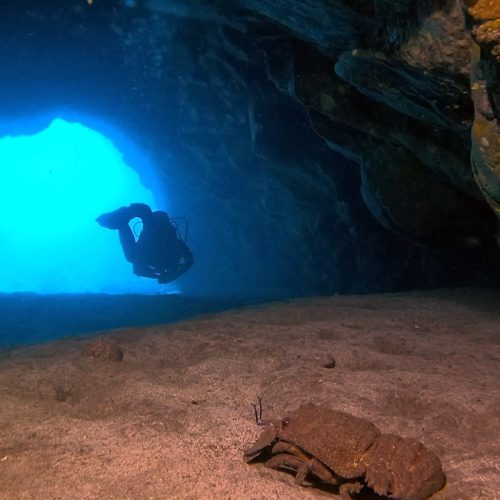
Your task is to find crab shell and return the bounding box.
[244,403,446,499]
[360,433,446,499]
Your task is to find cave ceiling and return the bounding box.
[0,0,499,295]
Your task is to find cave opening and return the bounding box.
[0,115,179,295]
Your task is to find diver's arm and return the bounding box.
[132,262,161,279]
[128,203,153,220]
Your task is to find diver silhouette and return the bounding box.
[96,203,193,284]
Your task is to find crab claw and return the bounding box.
[243,424,278,462]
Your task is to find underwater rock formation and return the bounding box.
[0,0,498,295]
[465,0,500,228]
[250,0,499,249]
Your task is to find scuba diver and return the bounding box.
[96,203,193,284]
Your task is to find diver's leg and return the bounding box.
[118,225,138,263]
[97,203,154,263]
[96,206,133,229]
[96,203,152,229]
[115,204,153,263]
[128,203,152,219]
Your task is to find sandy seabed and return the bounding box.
[0,288,499,499]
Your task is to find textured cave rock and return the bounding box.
[251,0,499,249]
[0,0,498,296]
[465,0,500,225]
[360,143,493,247]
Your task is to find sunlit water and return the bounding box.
[0,117,178,294]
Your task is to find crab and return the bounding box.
[244,403,446,500]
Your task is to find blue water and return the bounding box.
[0,292,259,350]
[0,116,178,295]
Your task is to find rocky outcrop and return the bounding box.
[251,0,498,247]
[465,0,500,233]
[0,0,498,296]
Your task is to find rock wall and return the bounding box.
[0,0,498,296]
[466,0,500,229]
